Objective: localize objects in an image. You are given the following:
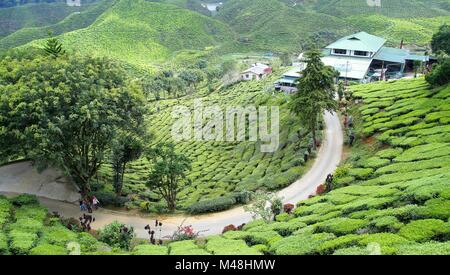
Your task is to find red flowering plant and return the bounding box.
[316,184,327,195]
[171,222,205,241]
[283,204,295,214]
[222,224,237,234]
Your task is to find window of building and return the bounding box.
[354,50,369,57]
[333,49,347,55]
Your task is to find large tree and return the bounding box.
[431,24,450,55]
[145,143,191,211]
[289,50,338,148]
[0,53,146,195]
[110,133,144,195]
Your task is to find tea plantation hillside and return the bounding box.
[312,0,450,18]
[216,0,355,52]
[217,0,450,50]
[24,0,236,70]
[0,0,114,52]
[0,195,110,255]
[0,1,96,38]
[345,15,450,47]
[195,78,449,255]
[95,74,315,212]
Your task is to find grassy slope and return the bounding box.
[98,74,314,209]
[0,0,115,52]
[25,0,236,70]
[207,78,450,255]
[345,15,450,47]
[216,0,355,52]
[313,0,450,18]
[0,2,93,38]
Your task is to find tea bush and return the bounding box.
[132,245,168,255]
[398,219,450,242]
[29,244,67,255]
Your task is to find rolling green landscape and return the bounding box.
[95,73,313,212]
[1,78,448,255]
[1,0,449,69]
[0,0,449,257]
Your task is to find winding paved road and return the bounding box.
[0,112,343,239]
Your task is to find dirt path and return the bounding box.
[0,112,343,239]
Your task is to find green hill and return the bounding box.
[26,0,236,70]
[346,15,450,47]
[217,0,355,52]
[0,0,114,52]
[0,2,96,38]
[313,0,450,18]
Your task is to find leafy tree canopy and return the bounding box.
[289,50,338,148]
[431,24,450,55]
[0,52,146,194]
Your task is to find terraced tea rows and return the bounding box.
[180,78,450,255]
[97,75,314,211]
[0,195,106,255]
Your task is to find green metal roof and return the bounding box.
[374,47,409,63]
[326,32,386,53]
[374,47,430,63]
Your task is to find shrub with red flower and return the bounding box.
[316,184,327,195]
[222,224,237,234]
[172,225,198,241]
[283,204,295,214]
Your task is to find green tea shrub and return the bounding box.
[398,219,450,242]
[9,218,44,233]
[0,233,8,254]
[415,198,450,220]
[242,219,266,231]
[169,240,210,255]
[29,244,67,255]
[223,230,282,245]
[40,225,78,246]
[275,213,292,222]
[9,230,38,255]
[396,241,450,255]
[0,199,11,228]
[317,234,363,255]
[358,233,410,255]
[186,196,237,214]
[10,194,39,206]
[206,236,262,255]
[358,157,391,169]
[369,216,404,232]
[314,218,369,235]
[270,233,335,255]
[98,221,135,250]
[91,190,129,207]
[77,232,100,253]
[132,245,168,255]
[333,246,369,255]
[348,168,374,180]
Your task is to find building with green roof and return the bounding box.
[321,32,433,82]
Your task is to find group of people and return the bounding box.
[79,196,100,213]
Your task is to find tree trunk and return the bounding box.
[312,127,317,150]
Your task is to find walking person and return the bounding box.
[79,200,86,212]
[325,174,334,192]
[349,131,355,146]
[92,195,100,210]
